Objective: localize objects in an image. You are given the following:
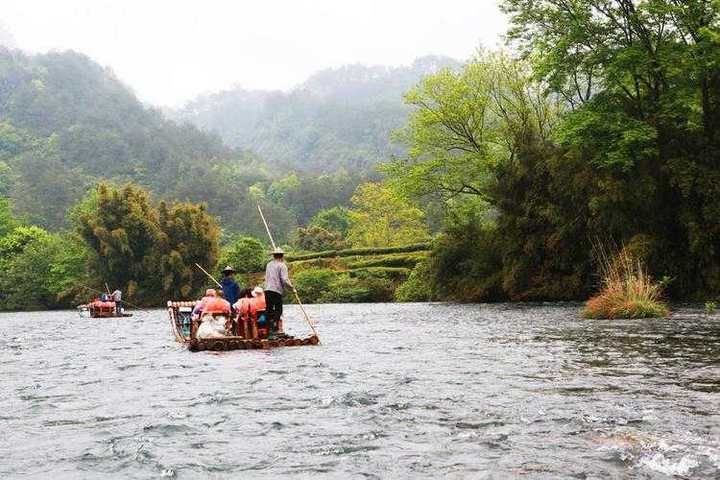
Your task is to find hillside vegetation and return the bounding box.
[171,56,460,173]
[0,47,362,239]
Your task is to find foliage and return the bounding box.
[288,243,431,262]
[0,228,89,310]
[705,301,717,315]
[344,252,427,269]
[310,206,351,236]
[0,196,18,237]
[350,267,410,281]
[218,236,266,274]
[499,0,720,298]
[583,247,669,319]
[156,201,221,299]
[74,182,219,303]
[347,183,430,248]
[171,56,461,174]
[295,225,347,252]
[317,276,376,303]
[426,213,505,302]
[395,260,433,302]
[293,268,338,303]
[384,51,559,202]
[0,225,49,257]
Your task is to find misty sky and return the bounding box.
[3,0,507,107]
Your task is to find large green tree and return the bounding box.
[156,201,220,298]
[347,183,430,248]
[75,182,221,302]
[502,0,720,296]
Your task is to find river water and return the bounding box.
[1,303,719,479]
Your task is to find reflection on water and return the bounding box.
[1,303,718,479]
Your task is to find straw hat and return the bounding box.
[271,247,285,256]
[222,265,236,273]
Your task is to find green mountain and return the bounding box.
[171,56,460,173]
[0,47,243,229]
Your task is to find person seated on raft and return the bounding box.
[232,288,254,337]
[193,289,233,339]
[252,286,274,338]
[192,289,232,319]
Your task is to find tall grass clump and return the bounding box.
[583,245,669,319]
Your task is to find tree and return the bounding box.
[217,236,266,275]
[384,51,560,203]
[346,183,429,248]
[75,183,161,299]
[501,0,720,296]
[295,225,347,252]
[156,201,220,299]
[75,183,223,302]
[0,225,51,309]
[0,196,17,237]
[310,206,351,236]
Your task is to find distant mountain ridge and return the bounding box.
[171,55,461,173]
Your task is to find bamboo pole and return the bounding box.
[257,204,277,250]
[194,263,223,289]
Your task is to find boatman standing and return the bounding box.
[111,288,122,315]
[220,266,241,307]
[264,247,295,335]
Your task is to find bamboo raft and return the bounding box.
[167,301,319,352]
[78,300,132,318]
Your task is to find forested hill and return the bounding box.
[0,47,253,230]
[170,55,460,173]
[0,47,368,239]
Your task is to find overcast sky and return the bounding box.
[2,1,507,107]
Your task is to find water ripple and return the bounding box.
[1,304,719,478]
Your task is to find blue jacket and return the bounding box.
[220,277,241,305]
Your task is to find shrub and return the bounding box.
[583,246,669,319]
[218,236,266,274]
[428,217,505,302]
[294,225,347,252]
[395,260,433,302]
[293,268,337,303]
[345,252,428,269]
[318,275,373,303]
[350,267,411,281]
[288,243,431,262]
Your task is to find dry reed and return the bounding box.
[583,244,669,319]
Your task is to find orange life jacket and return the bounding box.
[251,293,266,312]
[204,297,231,315]
[235,297,255,320]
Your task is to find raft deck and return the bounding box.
[167,301,319,351]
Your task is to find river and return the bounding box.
[1,303,718,479]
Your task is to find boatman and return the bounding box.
[264,247,295,336]
[111,288,122,315]
[220,265,241,307]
